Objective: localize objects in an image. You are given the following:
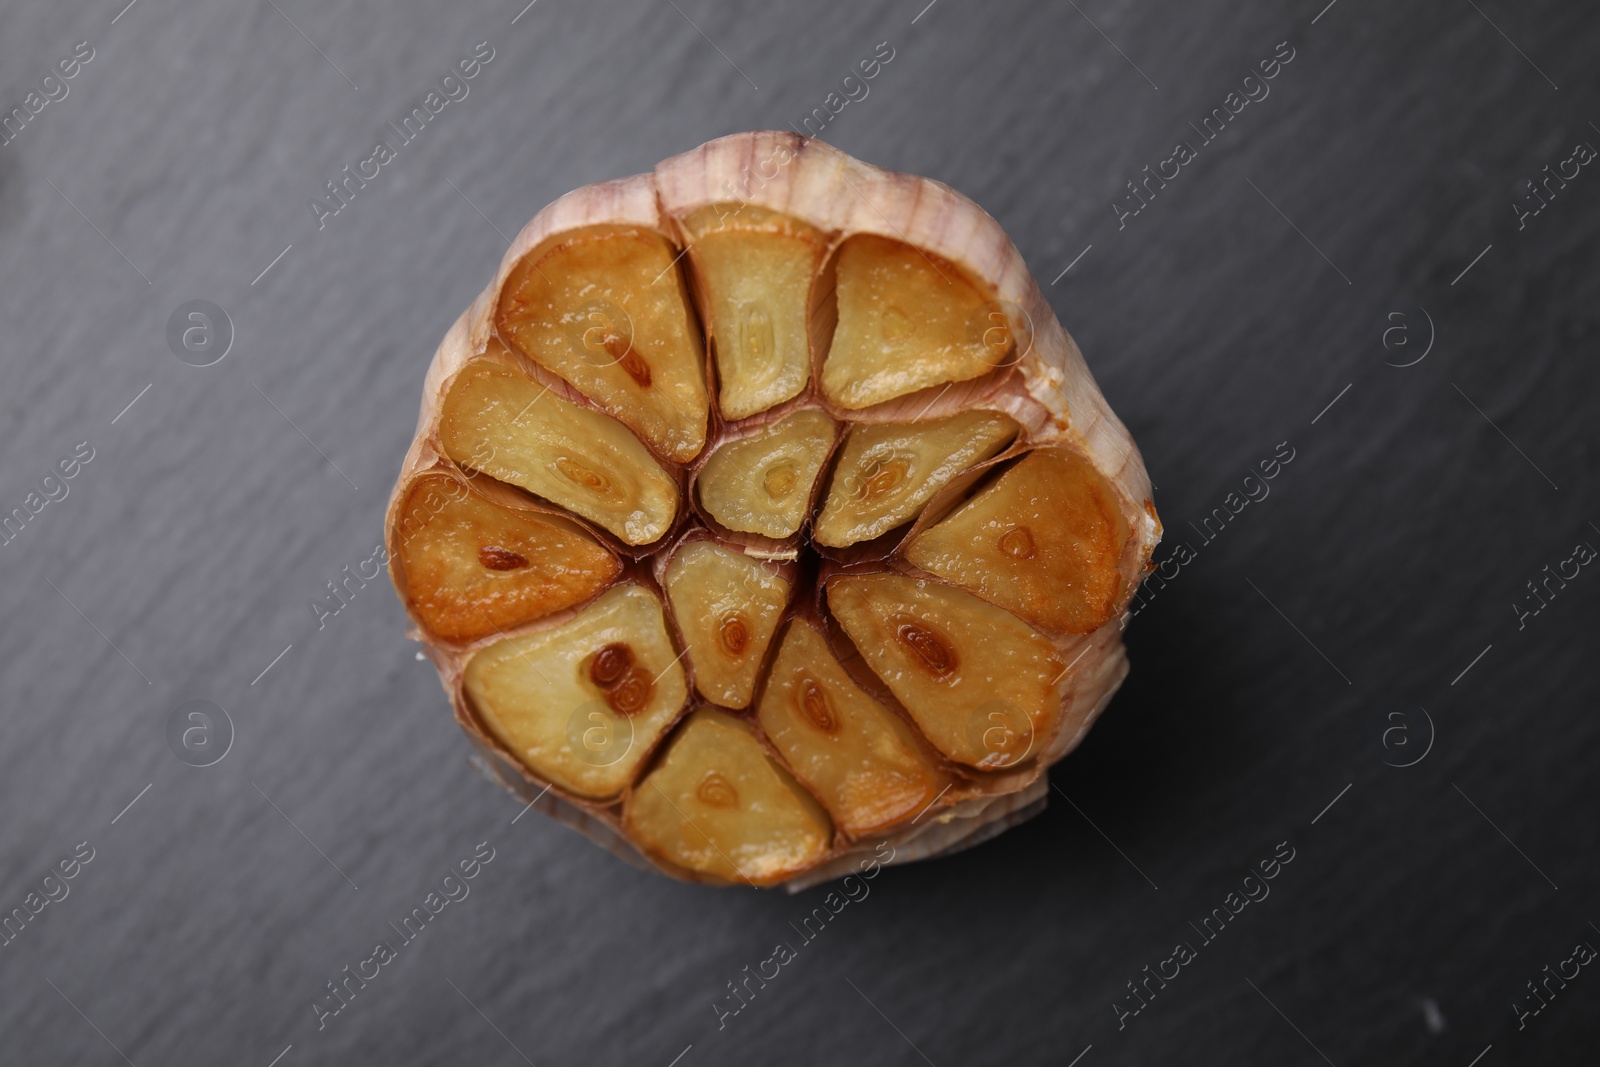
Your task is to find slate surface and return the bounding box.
[0,1,1595,1064]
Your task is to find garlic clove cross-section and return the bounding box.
[758,618,950,838]
[462,583,688,801]
[813,410,1018,548]
[624,708,832,885]
[661,539,791,708]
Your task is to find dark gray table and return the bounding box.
[1,1,1595,1063]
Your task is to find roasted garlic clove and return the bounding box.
[758,619,949,837]
[695,408,836,539]
[827,573,1062,770]
[392,472,621,644]
[463,584,688,800]
[906,448,1131,633]
[678,205,824,421]
[495,225,709,462]
[440,359,679,546]
[813,410,1017,547]
[821,234,1009,410]
[624,708,832,885]
[661,540,790,708]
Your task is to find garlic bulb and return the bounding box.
[385,132,1161,888]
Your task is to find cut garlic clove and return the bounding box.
[462,584,688,800]
[907,448,1131,633]
[695,408,836,539]
[392,472,620,644]
[821,234,1008,410]
[439,359,679,546]
[661,540,790,708]
[678,205,824,421]
[827,573,1062,770]
[624,708,832,885]
[813,410,1018,548]
[495,225,709,462]
[758,619,950,837]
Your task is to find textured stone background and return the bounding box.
[0,1,1595,1064]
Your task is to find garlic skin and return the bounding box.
[385,132,1161,889]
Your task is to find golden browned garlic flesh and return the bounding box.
[385,132,1160,888]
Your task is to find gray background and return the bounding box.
[1,0,1596,1064]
